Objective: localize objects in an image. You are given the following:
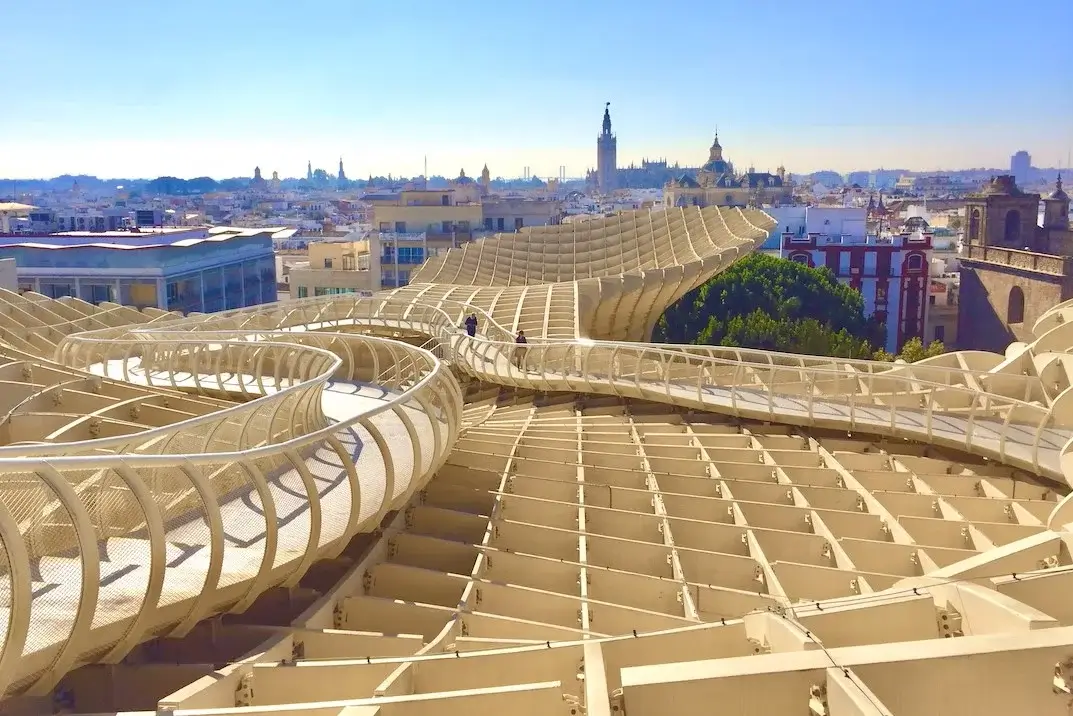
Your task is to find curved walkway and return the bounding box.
[1,205,1073,703]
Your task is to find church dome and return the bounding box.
[698,131,730,176]
[701,158,731,174]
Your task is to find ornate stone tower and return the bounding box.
[1043,174,1070,232]
[338,158,347,183]
[480,164,491,194]
[963,175,1041,250]
[959,175,1073,351]
[307,161,313,181]
[596,102,617,193]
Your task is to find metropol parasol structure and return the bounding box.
[0,206,1072,715]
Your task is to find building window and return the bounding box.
[929,294,936,305]
[790,253,810,265]
[297,286,308,298]
[1004,210,1021,245]
[934,325,945,342]
[342,255,355,270]
[441,195,449,206]
[442,221,453,232]
[379,222,391,231]
[1008,286,1025,324]
[906,254,924,272]
[514,217,524,230]
[394,221,406,232]
[484,218,493,230]
[323,257,333,269]
[968,209,980,242]
[397,247,425,264]
[83,283,114,305]
[497,218,505,231]
[39,281,75,299]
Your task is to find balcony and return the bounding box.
[377,231,426,242]
[963,244,1072,277]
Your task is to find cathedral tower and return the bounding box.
[1043,174,1070,231]
[596,102,618,193]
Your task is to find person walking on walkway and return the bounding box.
[465,313,478,337]
[513,329,528,370]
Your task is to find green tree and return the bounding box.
[655,254,884,358]
[876,336,945,363]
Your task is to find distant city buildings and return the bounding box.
[893,174,978,197]
[764,205,933,352]
[250,166,267,191]
[1010,150,1031,186]
[0,226,278,312]
[287,181,564,297]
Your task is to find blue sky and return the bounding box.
[2,0,1070,179]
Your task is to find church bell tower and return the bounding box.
[596,102,618,193]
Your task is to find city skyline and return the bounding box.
[1,0,1071,179]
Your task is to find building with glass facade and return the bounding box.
[0,226,278,314]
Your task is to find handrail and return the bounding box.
[1,291,1050,482]
[0,205,1069,710]
[0,296,471,695]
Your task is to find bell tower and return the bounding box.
[1043,174,1070,232]
[596,102,618,193]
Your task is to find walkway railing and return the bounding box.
[0,289,1069,698]
[0,303,466,696]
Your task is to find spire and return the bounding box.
[601,102,612,135]
[1050,172,1069,201]
[307,161,313,181]
[338,157,346,181]
[708,129,723,162]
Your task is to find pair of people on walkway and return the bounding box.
[465,314,528,370]
[513,329,528,370]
